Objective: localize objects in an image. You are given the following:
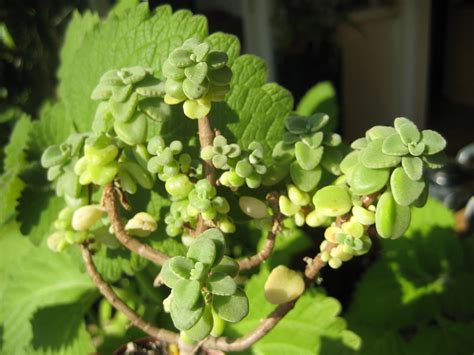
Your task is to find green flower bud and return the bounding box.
[218,217,236,234]
[201,206,217,221]
[165,174,193,199]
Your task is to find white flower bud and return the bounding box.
[72,205,103,231]
[264,265,305,304]
[125,212,157,237]
[239,196,269,219]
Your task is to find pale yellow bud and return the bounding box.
[163,293,173,313]
[125,212,157,237]
[264,265,305,304]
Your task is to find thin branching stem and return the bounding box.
[238,192,283,270]
[80,244,179,344]
[102,183,169,265]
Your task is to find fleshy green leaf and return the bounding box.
[295,142,323,170]
[382,134,408,156]
[366,126,396,141]
[313,185,352,217]
[169,256,194,280]
[396,121,420,144]
[113,112,147,145]
[208,272,237,296]
[350,137,367,150]
[159,259,181,288]
[375,190,411,239]
[349,164,389,195]
[184,305,214,341]
[173,279,202,309]
[213,288,249,323]
[212,255,239,278]
[187,238,216,266]
[401,156,423,181]
[206,32,240,66]
[360,139,401,169]
[301,131,323,149]
[340,150,360,180]
[421,129,446,155]
[290,162,321,192]
[170,293,204,330]
[390,167,425,206]
[198,228,225,266]
[109,93,139,122]
[272,141,294,163]
[320,146,343,175]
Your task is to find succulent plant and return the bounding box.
[159,229,247,341]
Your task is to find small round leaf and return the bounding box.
[208,273,237,296]
[375,191,411,239]
[382,134,409,156]
[349,164,389,195]
[390,167,425,206]
[213,288,249,323]
[360,139,401,169]
[187,238,217,266]
[171,293,204,330]
[313,185,352,217]
[421,130,446,155]
[172,279,202,309]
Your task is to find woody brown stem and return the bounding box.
[103,183,169,265]
[80,244,179,344]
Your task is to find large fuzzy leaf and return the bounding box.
[59,4,208,132]
[29,102,75,155]
[0,116,32,226]
[1,238,96,354]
